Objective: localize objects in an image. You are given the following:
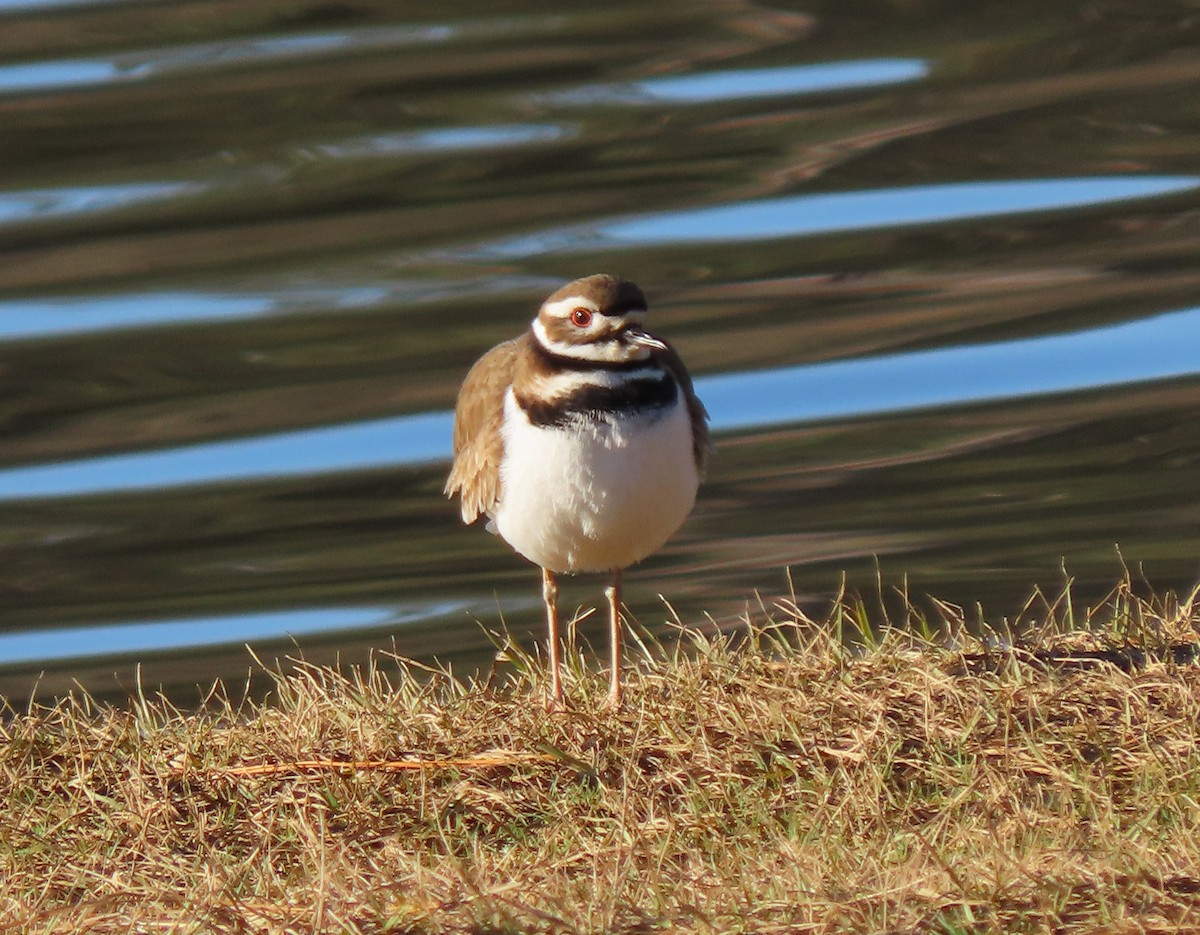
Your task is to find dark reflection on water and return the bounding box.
[3,0,1200,702]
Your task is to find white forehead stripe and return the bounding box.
[541,294,647,321]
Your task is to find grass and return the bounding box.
[3,579,1200,933]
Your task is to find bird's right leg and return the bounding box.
[543,567,563,711]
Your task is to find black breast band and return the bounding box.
[517,375,678,428]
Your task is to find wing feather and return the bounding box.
[444,336,522,523]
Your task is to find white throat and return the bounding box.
[531,317,651,363]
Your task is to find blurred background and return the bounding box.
[3,0,1200,701]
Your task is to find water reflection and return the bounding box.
[0,277,564,340]
[4,303,1200,501]
[0,293,275,338]
[312,124,577,159]
[476,176,1200,256]
[702,304,1200,431]
[0,26,460,95]
[4,0,1200,699]
[120,28,458,77]
[0,0,113,10]
[546,59,930,105]
[0,605,401,666]
[0,414,449,500]
[0,181,202,224]
[0,289,390,339]
[0,59,118,92]
[0,595,543,668]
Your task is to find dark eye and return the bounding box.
[570,307,593,328]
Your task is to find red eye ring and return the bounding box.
[570,307,593,328]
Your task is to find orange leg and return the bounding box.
[543,568,563,711]
[603,569,623,709]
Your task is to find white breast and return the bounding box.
[492,387,699,573]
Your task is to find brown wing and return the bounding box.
[444,336,522,524]
[655,340,712,476]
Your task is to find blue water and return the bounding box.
[548,59,931,105]
[475,176,1200,256]
[2,302,1199,501]
[3,0,1200,700]
[0,181,204,223]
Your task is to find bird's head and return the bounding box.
[532,274,665,364]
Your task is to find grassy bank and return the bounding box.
[4,583,1200,933]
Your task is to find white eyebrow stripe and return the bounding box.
[541,295,599,319]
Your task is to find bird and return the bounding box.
[445,274,709,710]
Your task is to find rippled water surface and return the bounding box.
[5,0,1200,701]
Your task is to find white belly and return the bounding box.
[492,388,699,573]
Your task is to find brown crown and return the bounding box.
[544,274,647,316]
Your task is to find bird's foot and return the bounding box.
[600,686,622,711]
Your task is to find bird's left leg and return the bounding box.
[543,567,564,711]
[603,568,623,709]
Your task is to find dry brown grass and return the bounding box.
[3,581,1200,934]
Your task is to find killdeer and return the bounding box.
[445,274,709,709]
